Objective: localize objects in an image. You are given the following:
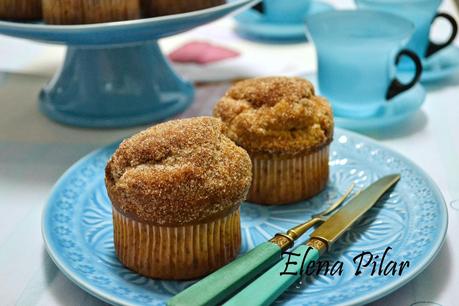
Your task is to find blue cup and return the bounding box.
[252,0,311,23]
[305,10,423,117]
[356,0,458,60]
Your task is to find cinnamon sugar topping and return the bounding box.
[214,77,334,155]
[105,117,252,226]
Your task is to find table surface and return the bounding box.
[1,1,459,306]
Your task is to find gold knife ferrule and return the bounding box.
[306,238,328,254]
[269,233,294,250]
[270,217,322,250]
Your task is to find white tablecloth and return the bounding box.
[1,1,459,305]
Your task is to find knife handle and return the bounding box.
[224,245,320,306]
[167,242,282,306]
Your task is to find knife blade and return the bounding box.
[224,174,400,306]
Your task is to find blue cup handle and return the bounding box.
[425,12,458,58]
[386,49,423,100]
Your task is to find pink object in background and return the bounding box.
[169,41,240,65]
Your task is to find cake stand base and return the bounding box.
[39,41,194,128]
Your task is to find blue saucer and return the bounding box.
[234,1,334,42]
[400,45,459,83]
[334,84,426,131]
[308,75,426,131]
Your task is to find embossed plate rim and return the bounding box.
[331,133,448,306]
[41,145,127,306]
[41,128,448,306]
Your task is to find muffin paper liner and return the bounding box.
[43,0,139,24]
[141,0,225,17]
[248,145,329,205]
[113,207,241,280]
[0,0,42,20]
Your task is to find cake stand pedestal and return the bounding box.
[0,0,257,128]
[39,42,193,127]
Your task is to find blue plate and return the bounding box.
[234,1,334,42]
[42,128,447,306]
[399,45,459,83]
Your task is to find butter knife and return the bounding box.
[224,174,400,306]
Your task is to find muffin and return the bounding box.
[42,0,140,24]
[0,0,42,20]
[105,117,252,280]
[141,0,225,17]
[214,77,333,205]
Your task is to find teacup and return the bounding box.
[356,0,458,60]
[253,0,311,24]
[305,10,423,117]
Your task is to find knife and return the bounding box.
[224,174,400,306]
[167,185,354,306]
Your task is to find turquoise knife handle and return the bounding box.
[224,245,320,306]
[167,242,282,306]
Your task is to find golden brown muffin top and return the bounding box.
[213,77,334,156]
[105,117,252,226]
